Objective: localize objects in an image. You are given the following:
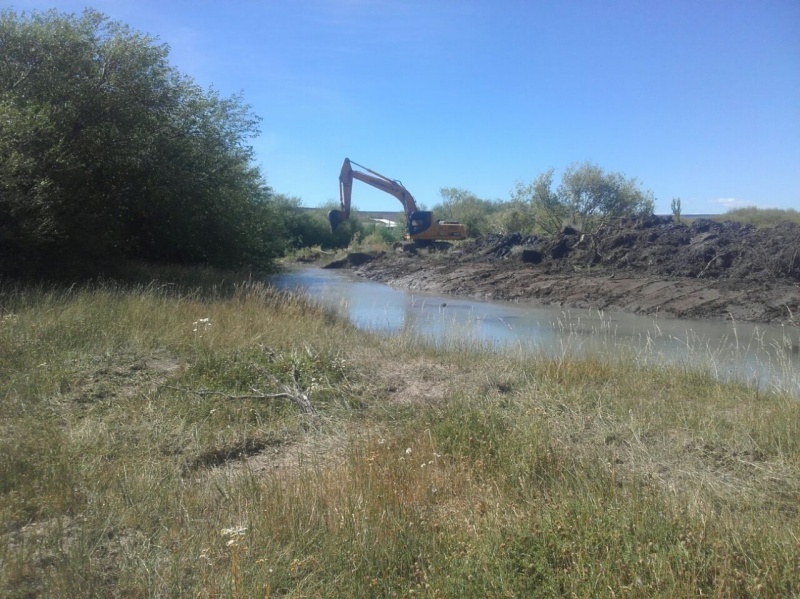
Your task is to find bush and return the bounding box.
[0,9,282,275]
[512,162,655,234]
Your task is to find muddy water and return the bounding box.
[273,266,800,396]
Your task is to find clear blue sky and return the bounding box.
[5,0,799,214]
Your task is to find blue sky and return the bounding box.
[5,0,799,214]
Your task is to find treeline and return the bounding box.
[4,10,790,279]
[432,162,656,237]
[0,9,418,278]
[0,9,330,277]
[429,176,799,238]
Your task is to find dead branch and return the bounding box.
[697,255,718,278]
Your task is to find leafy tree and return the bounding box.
[513,162,655,234]
[0,8,278,275]
[303,202,368,249]
[487,199,538,234]
[266,197,383,251]
[435,187,500,238]
[364,221,404,245]
[275,197,313,247]
[510,169,563,234]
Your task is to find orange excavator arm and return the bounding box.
[328,157,467,242]
[329,158,418,230]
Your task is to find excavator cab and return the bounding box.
[407,211,433,236]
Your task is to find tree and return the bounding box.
[510,169,563,235]
[316,202,369,249]
[272,199,368,250]
[487,199,538,234]
[512,162,655,234]
[0,8,278,275]
[435,187,500,238]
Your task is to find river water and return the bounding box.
[273,266,800,396]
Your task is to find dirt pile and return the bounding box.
[457,217,800,283]
[344,217,800,324]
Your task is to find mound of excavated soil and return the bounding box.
[343,217,800,325]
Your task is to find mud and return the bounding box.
[330,217,800,325]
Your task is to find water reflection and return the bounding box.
[273,266,799,395]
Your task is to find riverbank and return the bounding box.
[1,275,798,597]
[340,217,800,325]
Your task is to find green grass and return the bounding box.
[1,269,798,597]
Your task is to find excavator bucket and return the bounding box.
[328,209,345,231]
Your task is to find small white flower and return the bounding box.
[192,318,212,333]
[221,525,247,537]
[405,447,412,455]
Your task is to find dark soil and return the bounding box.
[330,217,800,325]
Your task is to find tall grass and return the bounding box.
[715,206,800,228]
[1,270,798,597]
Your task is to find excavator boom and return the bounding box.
[330,158,417,230]
[329,158,466,242]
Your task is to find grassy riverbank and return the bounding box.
[1,271,798,598]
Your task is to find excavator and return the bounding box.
[328,158,466,244]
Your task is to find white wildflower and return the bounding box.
[192,317,212,333]
[221,525,247,537]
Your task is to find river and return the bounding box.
[273,266,800,396]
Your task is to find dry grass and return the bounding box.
[715,207,800,228]
[1,270,798,597]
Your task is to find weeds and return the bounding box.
[1,268,798,597]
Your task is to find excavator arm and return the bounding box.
[328,157,466,242]
[329,158,418,230]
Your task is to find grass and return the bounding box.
[712,207,800,228]
[1,269,798,598]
